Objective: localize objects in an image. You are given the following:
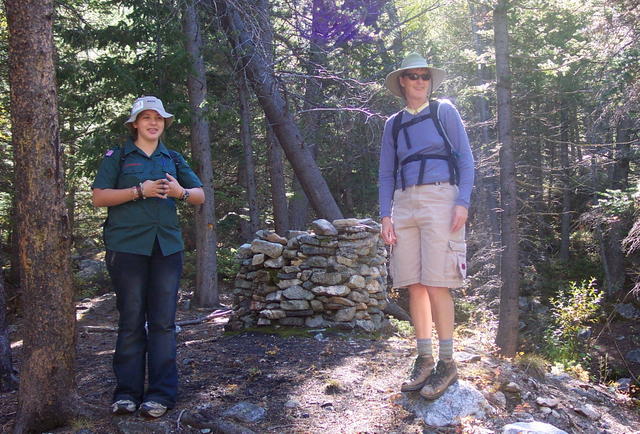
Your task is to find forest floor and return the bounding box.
[1,288,640,433]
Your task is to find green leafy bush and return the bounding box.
[543,278,603,373]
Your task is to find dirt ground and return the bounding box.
[1,290,639,433]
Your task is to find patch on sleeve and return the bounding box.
[105,149,114,157]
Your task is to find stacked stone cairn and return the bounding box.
[227,218,389,332]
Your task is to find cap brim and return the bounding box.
[385,67,447,98]
[124,108,174,130]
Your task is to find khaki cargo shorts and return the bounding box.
[390,183,467,289]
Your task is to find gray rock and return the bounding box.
[76,259,107,281]
[355,319,376,332]
[257,317,271,326]
[287,230,307,239]
[485,391,506,408]
[311,219,338,235]
[332,218,363,228]
[251,239,284,258]
[577,327,592,340]
[347,275,366,288]
[402,380,490,427]
[301,256,328,268]
[237,243,253,258]
[615,377,632,392]
[311,285,350,297]
[305,315,325,328]
[251,253,265,266]
[281,299,310,310]
[535,397,559,408]
[503,382,521,393]
[279,317,304,326]
[502,421,568,434]
[310,300,324,312]
[256,230,287,245]
[453,351,481,363]
[117,419,174,434]
[311,271,344,286]
[334,307,356,322]
[300,245,336,256]
[298,234,321,246]
[276,279,302,289]
[259,309,286,319]
[625,348,640,364]
[222,401,266,424]
[575,403,600,420]
[614,303,640,320]
[283,285,314,300]
[348,290,369,303]
[264,256,284,268]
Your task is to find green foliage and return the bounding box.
[594,188,636,218]
[388,318,413,338]
[217,246,240,280]
[542,278,603,373]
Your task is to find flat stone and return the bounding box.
[282,265,300,273]
[402,380,491,427]
[311,271,344,286]
[503,382,521,393]
[311,219,338,235]
[347,275,366,288]
[251,253,265,265]
[334,307,357,322]
[335,256,357,267]
[300,245,336,256]
[287,230,307,239]
[251,239,284,258]
[453,351,481,363]
[338,231,371,240]
[536,397,559,408]
[222,401,266,424]
[278,317,304,326]
[310,300,324,312]
[283,285,314,300]
[327,296,356,307]
[365,279,383,293]
[276,279,302,289]
[237,243,253,258]
[264,256,285,268]
[305,315,325,327]
[502,421,568,434]
[284,309,314,317]
[575,403,600,420]
[280,299,310,310]
[259,309,286,319]
[298,234,321,246]
[301,256,328,268]
[484,391,506,408]
[348,290,369,303]
[311,285,350,297]
[256,230,287,245]
[235,279,253,289]
[355,319,376,332]
[257,317,271,326]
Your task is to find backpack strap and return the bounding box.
[391,110,403,194]
[428,100,459,185]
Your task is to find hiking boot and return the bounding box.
[111,399,137,415]
[420,359,458,400]
[139,401,168,418]
[401,354,436,392]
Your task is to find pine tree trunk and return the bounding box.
[217,0,343,222]
[493,0,520,357]
[5,0,77,430]
[559,89,571,261]
[0,265,17,393]
[238,75,260,238]
[266,122,289,235]
[182,0,220,307]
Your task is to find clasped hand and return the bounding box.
[140,173,183,199]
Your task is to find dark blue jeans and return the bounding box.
[106,241,182,408]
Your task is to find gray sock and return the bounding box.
[439,339,453,361]
[417,338,433,357]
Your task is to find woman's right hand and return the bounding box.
[381,216,397,245]
[141,179,170,199]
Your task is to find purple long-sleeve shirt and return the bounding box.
[378,99,475,218]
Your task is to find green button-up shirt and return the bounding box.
[92,139,203,256]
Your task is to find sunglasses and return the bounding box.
[402,72,431,81]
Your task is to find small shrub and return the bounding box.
[515,353,548,380]
[389,318,414,338]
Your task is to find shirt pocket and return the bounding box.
[119,164,145,187]
[448,240,467,279]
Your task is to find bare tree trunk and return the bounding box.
[5,0,77,430]
[266,122,289,235]
[559,89,571,261]
[0,265,17,392]
[182,0,220,307]
[237,74,260,238]
[493,0,520,357]
[216,0,343,222]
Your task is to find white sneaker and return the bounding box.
[111,399,136,415]
[140,401,168,418]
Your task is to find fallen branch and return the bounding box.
[176,308,232,327]
[382,299,412,323]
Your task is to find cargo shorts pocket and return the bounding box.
[448,240,467,279]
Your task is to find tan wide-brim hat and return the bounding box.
[384,52,447,99]
[124,95,174,133]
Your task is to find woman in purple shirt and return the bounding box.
[378,53,474,399]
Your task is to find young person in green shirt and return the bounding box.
[92,96,204,418]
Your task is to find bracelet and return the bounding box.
[137,183,145,200]
[181,189,190,201]
[131,186,138,201]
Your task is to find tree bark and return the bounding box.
[559,88,571,261]
[216,0,343,222]
[237,74,260,238]
[182,0,220,307]
[5,0,77,430]
[266,122,289,235]
[0,265,17,393]
[493,0,520,357]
